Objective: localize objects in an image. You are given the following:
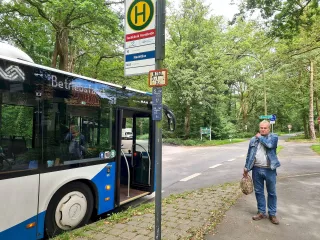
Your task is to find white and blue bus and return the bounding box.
[0,44,175,239]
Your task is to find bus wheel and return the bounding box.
[45,182,94,237]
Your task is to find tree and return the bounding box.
[165,0,229,138]
[242,0,320,38]
[0,0,121,71]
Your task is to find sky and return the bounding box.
[173,0,240,21]
[208,0,239,20]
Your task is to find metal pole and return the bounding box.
[155,0,165,239]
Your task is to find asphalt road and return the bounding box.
[161,134,320,197]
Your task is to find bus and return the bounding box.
[0,43,175,239]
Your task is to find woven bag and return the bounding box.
[240,175,253,195]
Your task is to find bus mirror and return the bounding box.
[163,105,176,132]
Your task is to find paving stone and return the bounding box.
[131,234,151,240]
[122,225,138,232]
[134,227,153,236]
[113,223,126,229]
[176,223,192,231]
[163,211,177,217]
[119,231,138,239]
[167,216,179,222]
[176,209,189,214]
[101,235,123,240]
[108,228,123,236]
[177,219,191,225]
[91,232,109,240]
[127,220,141,226]
[166,221,179,228]
[135,221,153,228]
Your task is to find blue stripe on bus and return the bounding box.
[91,162,116,215]
[0,211,45,240]
[0,216,37,240]
[37,211,46,239]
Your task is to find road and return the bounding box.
[161,135,320,197]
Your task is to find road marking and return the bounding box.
[209,164,222,169]
[180,173,201,182]
[240,154,245,157]
[280,172,320,179]
[227,158,236,162]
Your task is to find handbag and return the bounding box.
[240,175,253,195]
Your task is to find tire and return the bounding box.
[45,182,94,237]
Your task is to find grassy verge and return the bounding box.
[277,145,283,154]
[286,134,319,143]
[163,138,246,146]
[311,145,320,154]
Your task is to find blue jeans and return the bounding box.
[252,166,277,216]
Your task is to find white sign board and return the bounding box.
[125,0,156,76]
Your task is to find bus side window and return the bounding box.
[42,97,113,167]
[0,92,41,173]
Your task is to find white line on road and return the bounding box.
[180,173,201,182]
[227,158,236,162]
[209,164,222,169]
[280,172,320,179]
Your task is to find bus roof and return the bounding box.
[0,54,149,96]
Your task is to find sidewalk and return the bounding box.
[205,140,320,240]
[54,183,242,240]
[205,173,320,240]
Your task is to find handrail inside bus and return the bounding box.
[120,149,130,197]
[132,143,151,186]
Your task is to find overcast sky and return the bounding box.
[208,0,239,20]
[173,0,240,20]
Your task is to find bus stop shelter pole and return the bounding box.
[155,0,165,239]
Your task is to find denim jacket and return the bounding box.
[244,133,281,171]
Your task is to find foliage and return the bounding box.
[241,0,320,38]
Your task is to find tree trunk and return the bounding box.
[315,91,320,134]
[51,36,58,68]
[303,113,308,138]
[58,28,69,71]
[309,60,316,139]
[184,104,191,139]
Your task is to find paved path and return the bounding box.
[205,141,320,240]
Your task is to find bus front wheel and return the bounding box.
[45,182,94,237]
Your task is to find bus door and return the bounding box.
[116,108,153,206]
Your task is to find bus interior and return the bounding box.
[118,108,153,205]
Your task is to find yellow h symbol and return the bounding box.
[135,3,146,24]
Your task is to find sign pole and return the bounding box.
[154,0,165,240]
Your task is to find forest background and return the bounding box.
[1,0,320,140]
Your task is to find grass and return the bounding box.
[311,145,320,154]
[286,134,319,143]
[136,134,149,140]
[163,138,246,146]
[277,145,283,154]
